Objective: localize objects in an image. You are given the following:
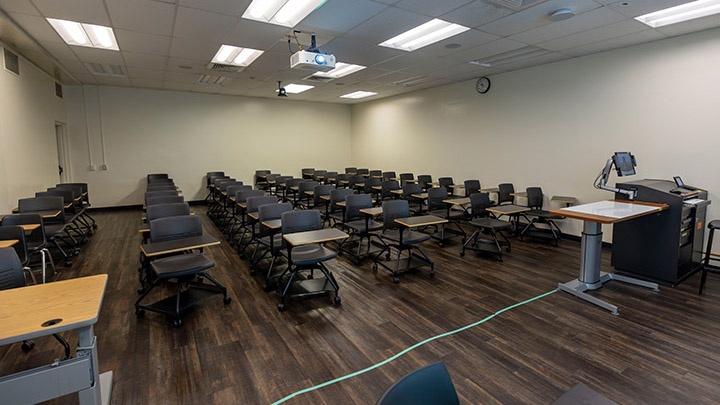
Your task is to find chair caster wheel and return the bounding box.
[354,259,360,266]
[385,254,391,261]
[461,238,466,244]
[263,284,273,292]
[307,274,314,279]
[334,296,342,304]
[73,250,80,256]
[393,277,400,284]
[64,260,72,267]
[21,340,35,352]
[506,248,511,252]
[135,309,145,318]
[277,303,286,312]
[93,224,98,229]
[223,296,232,304]
[430,271,435,277]
[137,287,145,294]
[438,242,444,247]
[372,263,378,271]
[173,319,182,328]
[459,251,465,257]
[250,270,256,276]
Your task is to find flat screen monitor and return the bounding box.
[613,152,636,177]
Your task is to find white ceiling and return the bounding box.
[0,0,718,104]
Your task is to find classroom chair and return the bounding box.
[337,194,385,265]
[417,175,432,191]
[232,189,265,246]
[377,362,459,405]
[301,168,315,180]
[146,195,184,207]
[146,203,190,222]
[382,171,397,181]
[313,170,327,183]
[1,214,55,282]
[348,174,365,192]
[400,183,423,214]
[699,220,720,294]
[364,177,382,202]
[147,184,178,192]
[239,196,279,259]
[381,180,400,201]
[328,188,355,226]
[284,178,304,205]
[464,180,481,197]
[19,197,76,267]
[0,226,36,283]
[357,168,370,176]
[498,183,515,205]
[336,173,350,188]
[57,183,96,229]
[461,193,512,261]
[520,187,563,246]
[438,177,454,190]
[147,173,169,182]
[426,187,466,246]
[255,170,271,187]
[37,189,90,242]
[399,173,414,186]
[369,169,382,178]
[324,172,338,186]
[345,167,357,174]
[313,184,335,214]
[251,202,293,288]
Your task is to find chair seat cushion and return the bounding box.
[527,209,563,220]
[150,253,214,278]
[380,230,431,245]
[709,220,720,230]
[469,217,512,230]
[291,244,336,265]
[345,219,383,232]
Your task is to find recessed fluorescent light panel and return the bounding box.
[635,0,720,28]
[277,83,314,94]
[47,18,119,50]
[242,0,327,27]
[379,19,470,52]
[211,45,264,67]
[340,91,377,99]
[314,62,366,78]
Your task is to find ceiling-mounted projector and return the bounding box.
[290,50,336,71]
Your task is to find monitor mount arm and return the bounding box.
[597,158,637,200]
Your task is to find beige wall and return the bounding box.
[0,42,66,212]
[351,27,720,241]
[64,85,352,207]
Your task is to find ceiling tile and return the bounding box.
[166,57,208,73]
[173,6,237,42]
[178,0,251,16]
[509,7,628,45]
[130,78,163,88]
[607,0,693,18]
[8,13,63,43]
[0,0,40,15]
[73,46,125,64]
[563,29,666,57]
[163,81,194,91]
[242,51,292,81]
[163,70,199,82]
[537,19,649,51]
[168,37,219,61]
[344,7,431,44]
[322,36,403,66]
[222,19,289,50]
[479,0,602,37]
[440,0,514,27]
[444,37,528,63]
[114,29,171,55]
[191,83,221,93]
[94,75,131,86]
[122,51,169,69]
[407,28,499,58]
[32,0,110,25]
[395,0,474,17]
[106,0,176,36]
[57,58,91,75]
[298,0,387,34]
[126,66,165,80]
[39,40,78,60]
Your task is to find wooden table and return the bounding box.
[0,239,19,248]
[551,195,578,206]
[0,274,113,405]
[550,200,667,315]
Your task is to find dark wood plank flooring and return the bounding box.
[2,208,720,404]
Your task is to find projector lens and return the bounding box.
[315,54,326,65]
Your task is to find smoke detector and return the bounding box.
[549,8,575,22]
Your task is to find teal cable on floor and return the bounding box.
[271,289,557,405]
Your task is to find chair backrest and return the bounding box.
[464,180,481,197]
[58,183,89,204]
[336,174,350,184]
[427,187,448,211]
[145,190,179,202]
[219,180,241,192]
[55,184,83,200]
[286,178,303,192]
[258,203,293,222]
[344,194,373,222]
[212,176,230,186]
[247,196,278,213]
[145,203,190,222]
[438,177,454,189]
[216,179,236,192]
[298,181,319,194]
[345,167,357,174]
[0,248,25,291]
[402,183,422,197]
[376,362,459,405]
[313,184,335,206]
[382,180,400,198]
[146,196,184,207]
[236,189,264,204]
[382,200,409,231]
[206,172,224,187]
[417,175,432,190]
[330,188,355,213]
[498,183,515,205]
[227,185,251,198]
[382,171,396,181]
[37,189,73,204]
[0,226,28,265]
[470,193,492,218]
[313,170,327,182]
[526,187,544,209]
[147,185,177,192]
[349,175,364,187]
[301,168,315,179]
[18,197,65,224]
[356,168,369,176]
[325,172,338,184]
[148,179,174,187]
[399,173,414,186]
[364,177,382,193]
[147,173,169,182]
[149,215,202,243]
[281,210,322,234]
[369,170,382,178]
[1,214,45,246]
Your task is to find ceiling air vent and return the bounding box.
[197,74,227,86]
[389,75,431,87]
[206,63,245,74]
[469,46,551,68]
[488,0,544,11]
[55,82,63,98]
[303,73,335,83]
[3,48,20,75]
[85,63,126,77]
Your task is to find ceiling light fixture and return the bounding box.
[340,91,377,99]
[211,45,264,67]
[242,0,328,27]
[276,83,314,94]
[379,19,470,52]
[635,0,720,27]
[313,62,366,79]
[47,18,119,50]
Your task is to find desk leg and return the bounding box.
[76,326,113,405]
[558,221,659,315]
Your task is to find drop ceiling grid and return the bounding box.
[0,0,714,103]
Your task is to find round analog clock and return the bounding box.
[476,77,491,94]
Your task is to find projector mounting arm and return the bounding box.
[597,158,636,200]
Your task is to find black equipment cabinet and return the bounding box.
[612,179,709,285]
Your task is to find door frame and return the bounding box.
[55,121,71,183]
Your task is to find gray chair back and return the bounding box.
[382,171,396,181]
[330,189,355,213]
[1,214,46,247]
[298,181,319,194]
[236,190,264,204]
[146,196,184,207]
[146,203,190,222]
[313,184,335,206]
[0,248,25,290]
[438,177,454,189]
[526,187,544,209]
[382,200,409,231]
[402,183,422,198]
[498,183,515,205]
[345,194,373,222]
[427,187,448,211]
[470,193,492,218]
[247,196,279,213]
[0,226,28,265]
[345,167,357,174]
[258,203,293,222]
[464,180,480,197]
[149,215,202,243]
[382,180,400,199]
[399,173,414,186]
[281,210,322,234]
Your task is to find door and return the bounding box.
[55,123,68,183]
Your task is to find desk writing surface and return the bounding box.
[448,184,464,189]
[487,205,531,215]
[0,239,19,248]
[248,212,259,220]
[395,215,448,228]
[371,186,382,190]
[291,186,299,191]
[283,228,348,246]
[261,219,282,230]
[551,196,578,205]
[550,200,667,224]
[0,274,107,345]
[138,224,149,233]
[141,235,220,257]
[36,210,62,218]
[20,224,41,231]
[360,207,383,216]
[481,188,499,193]
[320,195,330,201]
[511,192,527,197]
[390,190,403,195]
[411,193,429,199]
[444,198,471,205]
[305,191,314,196]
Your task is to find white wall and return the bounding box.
[0,42,66,212]
[64,86,352,207]
[351,27,720,241]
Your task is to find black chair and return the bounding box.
[364,177,382,203]
[401,183,423,214]
[146,195,184,207]
[312,184,336,225]
[369,170,382,179]
[252,202,293,289]
[382,171,397,182]
[426,187,466,246]
[520,187,563,246]
[345,167,357,174]
[1,214,55,281]
[328,188,355,226]
[277,210,342,311]
[417,175,432,191]
[0,226,36,283]
[381,180,400,201]
[461,193,512,261]
[285,178,303,205]
[146,203,190,222]
[348,174,365,193]
[301,168,315,180]
[255,170,271,187]
[464,180,481,197]
[337,194,385,264]
[145,190,179,203]
[232,189,265,247]
[19,197,76,266]
[373,200,434,283]
[438,177,454,190]
[498,183,515,205]
[399,173,414,186]
[313,170,327,183]
[324,172,338,186]
[699,220,720,294]
[206,171,225,187]
[356,168,369,176]
[240,196,279,259]
[377,362,459,405]
[38,188,90,242]
[147,173,169,182]
[57,183,96,229]
[296,181,319,209]
[147,184,178,192]
[55,183,95,231]
[135,215,230,327]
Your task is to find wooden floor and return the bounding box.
[2,208,720,404]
